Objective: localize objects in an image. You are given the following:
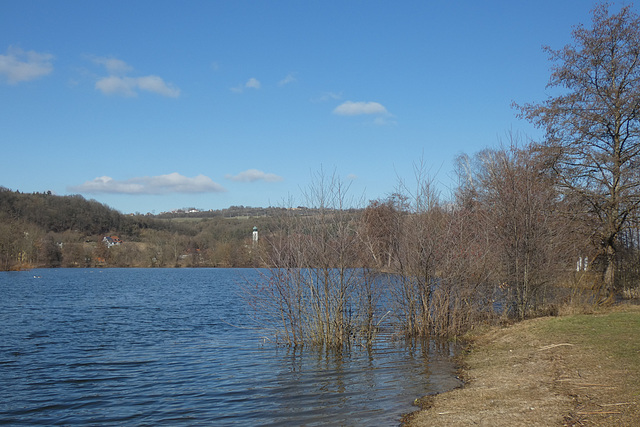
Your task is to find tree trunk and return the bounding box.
[603,244,616,303]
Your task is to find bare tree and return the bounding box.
[360,199,399,269]
[517,3,640,299]
[252,170,381,348]
[471,141,562,318]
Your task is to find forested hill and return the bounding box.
[0,188,272,270]
[0,187,139,235]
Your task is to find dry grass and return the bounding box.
[405,304,640,427]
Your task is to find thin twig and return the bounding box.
[538,343,575,351]
[376,310,392,327]
[574,383,615,388]
[600,402,636,406]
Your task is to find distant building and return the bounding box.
[252,226,258,244]
[103,236,123,248]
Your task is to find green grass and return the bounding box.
[539,310,640,363]
[536,307,640,407]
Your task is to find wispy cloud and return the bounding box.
[373,116,398,126]
[0,46,54,84]
[91,56,133,74]
[333,101,388,116]
[95,76,137,97]
[225,169,284,183]
[137,75,180,97]
[95,75,180,97]
[246,77,261,89]
[92,56,180,97]
[312,91,342,103]
[70,173,226,194]
[231,77,261,93]
[278,73,296,86]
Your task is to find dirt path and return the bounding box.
[405,307,640,426]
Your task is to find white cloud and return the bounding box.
[70,173,226,194]
[95,76,137,97]
[231,77,261,93]
[95,75,180,97]
[278,73,296,86]
[92,56,133,74]
[333,101,388,116]
[245,77,261,89]
[225,169,284,183]
[373,116,398,126]
[347,174,358,181]
[0,46,53,84]
[91,55,180,97]
[136,75,180,97]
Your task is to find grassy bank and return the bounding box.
[405,304,640,426]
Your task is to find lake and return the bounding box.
[0,268,461,425]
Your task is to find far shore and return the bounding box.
[404,304,640,426]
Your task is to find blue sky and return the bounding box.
[0,1,629,214]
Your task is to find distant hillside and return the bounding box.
[0,188,271,270]
[1,187,126,234]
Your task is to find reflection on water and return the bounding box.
[262,339,461,426]
[0,268,461,425]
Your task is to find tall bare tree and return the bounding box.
[474,143,562,318]
[517,3,640,298]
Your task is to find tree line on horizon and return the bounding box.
[0,187,282,270]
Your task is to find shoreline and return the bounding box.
[403,305,640,426]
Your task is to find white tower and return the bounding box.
[252,226,258,244]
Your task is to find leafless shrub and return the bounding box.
[248,170,383,348]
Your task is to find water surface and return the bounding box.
[0,268,460,425]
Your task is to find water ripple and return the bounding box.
[0,268,461,425]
